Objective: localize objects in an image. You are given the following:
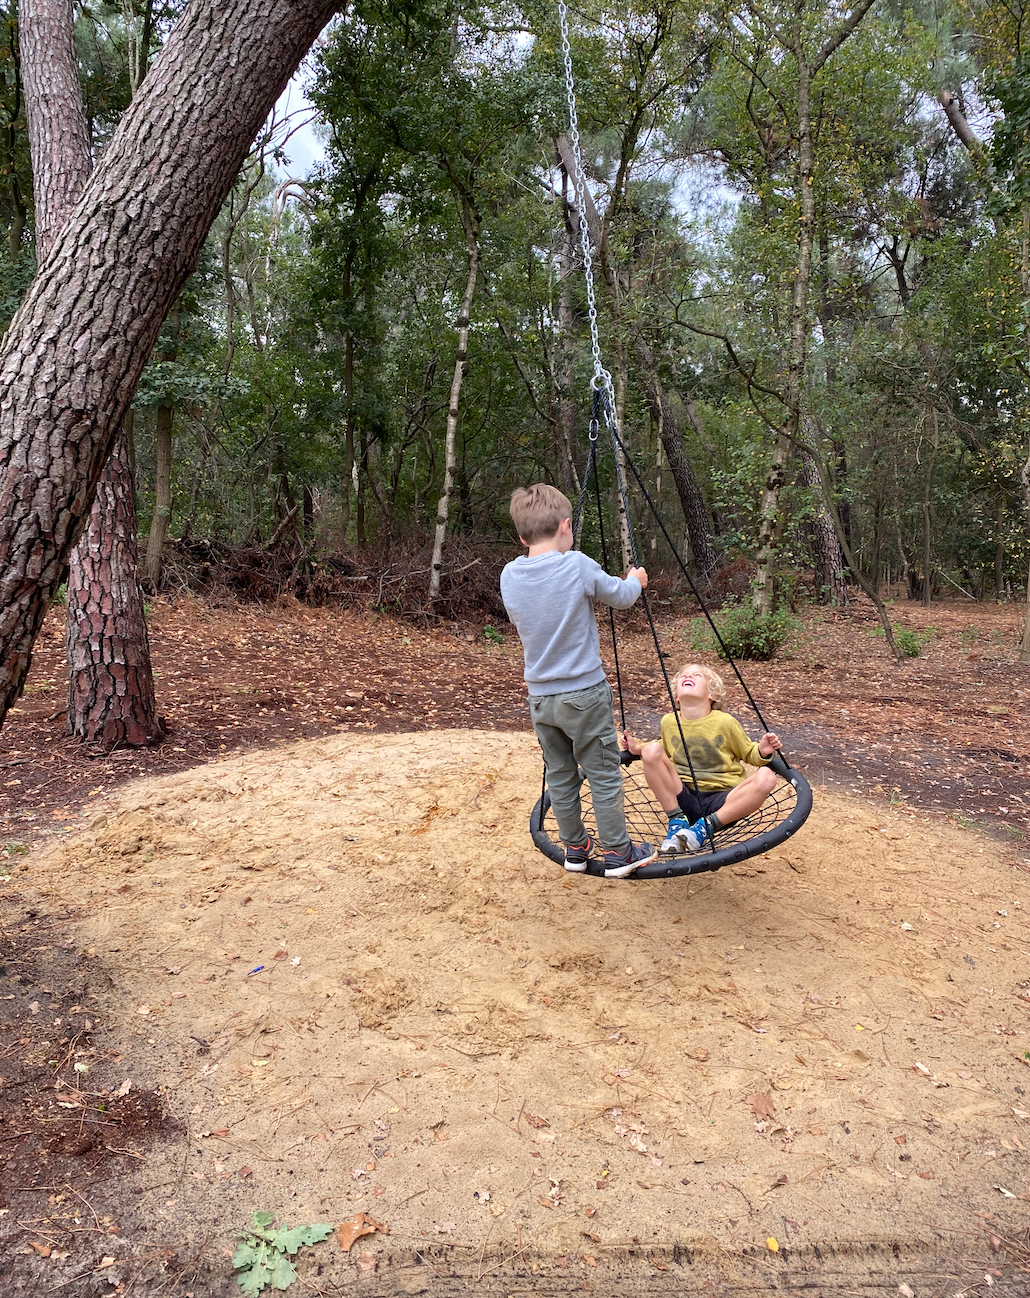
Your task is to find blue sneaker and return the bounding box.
[603,841,655,878]
[564,835,593,872]
[660,816,707,854]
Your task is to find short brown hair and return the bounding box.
[510,484,572,544]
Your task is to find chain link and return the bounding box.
[556,0,615,411]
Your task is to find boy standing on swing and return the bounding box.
[501,484,654,878]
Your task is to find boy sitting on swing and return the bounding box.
[622,663,782,853]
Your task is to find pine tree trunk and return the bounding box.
[66,426,163,745]
[20,0,163,747]
[428,198,479,609]
[0,0,338,726]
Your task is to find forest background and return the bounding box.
[3,0,1030,749]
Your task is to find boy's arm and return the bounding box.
[726,715,774,766]
[580,554,644,609]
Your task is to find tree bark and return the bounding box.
[428,196,479,609]
[800,434,848,605]
[144,306,181,589]
[18,0,91,251]
[921,405,938,608]
[632,335,718,580]
[20,0,164,747]
[65,425,162,745]
[0,0,339,726]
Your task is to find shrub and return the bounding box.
[687,603,800,662]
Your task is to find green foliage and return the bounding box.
[869,624,934,656]
[688,604,800,661]
[232,1213,333,1295]
[483,624,506,645]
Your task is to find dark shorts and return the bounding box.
[676,786,729,823]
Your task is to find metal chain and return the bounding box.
[556,0,615,409]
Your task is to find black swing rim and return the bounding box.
[529,754,813,880]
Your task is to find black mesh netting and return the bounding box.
[530,755,813,879]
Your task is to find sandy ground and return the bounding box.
[9,728,1030,1294]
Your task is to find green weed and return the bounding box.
[233,1213,333,1295]
[484,624,506,645]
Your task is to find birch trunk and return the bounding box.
[753,58,813,616]
[0,0,338,726]
[428,199,479,609]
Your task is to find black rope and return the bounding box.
[608,415,780,748]
[596,386,712,847]
[586,392,627,732]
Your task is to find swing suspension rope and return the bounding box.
[529,7,814,879]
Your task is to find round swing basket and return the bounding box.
[530,754,813,879]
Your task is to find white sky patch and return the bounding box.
[272,69,326,179]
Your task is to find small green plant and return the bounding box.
[959,627,980,650]
[483,624,506,645]
[687,603,800,662]
[893,627,925,657]
[52,583,67,607]
[233,1213,333,1295]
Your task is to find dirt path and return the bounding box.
[2,727,1030,1295]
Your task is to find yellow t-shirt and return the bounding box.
[659,709,770,791]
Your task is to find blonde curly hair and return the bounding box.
[672,662,725,710]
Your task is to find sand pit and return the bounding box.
[23,729,1030,1292]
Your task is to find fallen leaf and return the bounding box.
[524,1113,550,1129]
[29,1242,51,1257]
[114,1078,132,1098]
[336,1214,380,1253]
[766,1236,779,1253]
[238,1166,252,1178]
[584,1254,597,1267]
[989,1234,1002,1252]
[693,1047,709,1062]
[356,1251,376,1273]
[894,1135,907,1145]
[434,1223,455,1234]
[537,1196,554,1209]
[917,1171,934,1180]
[807,1124,825,1136]
[748,1093,775,1121]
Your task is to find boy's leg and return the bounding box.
[640,741,684,813]
[529,695,588,847]
[556,683,630,854]
[715,766,779,826]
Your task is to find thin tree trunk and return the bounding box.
[632,335,718,579]
[800,432,847,605]
[0,0,338,726]
[996,489,1006,600]
[921,405,938,608]
[556,171,580,498]
[754,56,814,616]
[65,426,162,745]
[428,197,479,609]
[613,350,632,572]
[144,305,181,589]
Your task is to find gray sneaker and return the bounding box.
[603,842,654,878]
[564,835,593,872]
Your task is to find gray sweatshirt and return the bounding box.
[500,550,642,696]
